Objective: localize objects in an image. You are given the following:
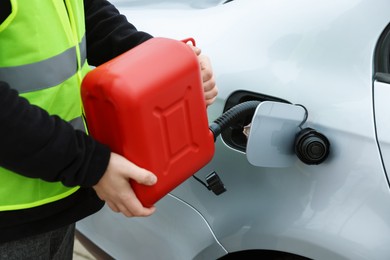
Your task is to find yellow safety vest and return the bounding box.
[0,0,90,211]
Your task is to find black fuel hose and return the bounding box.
[209,100,261,141]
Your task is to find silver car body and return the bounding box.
[77,0,390,259]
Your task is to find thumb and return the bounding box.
[127,161,158,186]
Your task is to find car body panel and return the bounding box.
[78,0,390,259]
[77,194,227,259]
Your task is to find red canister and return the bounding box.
[81,37,215,207]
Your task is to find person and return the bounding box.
[0,0,218,258]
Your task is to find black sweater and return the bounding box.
[0,0,152,242]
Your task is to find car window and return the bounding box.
[375,22,390,79]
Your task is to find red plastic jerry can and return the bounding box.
[81,37,215,207]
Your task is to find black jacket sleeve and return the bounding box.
[0,82,111,187]
[0,0,11,24]
[84,0,153,66]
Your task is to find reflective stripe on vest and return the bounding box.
[0,37,87,93]
[0,0,90,211]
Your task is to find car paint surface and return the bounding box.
[77,0,390,259]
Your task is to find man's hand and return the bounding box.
[93,152,157,217]
[190,46,218,106]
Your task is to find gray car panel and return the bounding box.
[78,0,390,259]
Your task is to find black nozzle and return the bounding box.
[209,100,260,141]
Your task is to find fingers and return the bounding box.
[198,55,218,105]
[187,45,218,105]
[114,189,156,217]
[199,56,214,83]
[203,82,218,105]
[106,194,156,217]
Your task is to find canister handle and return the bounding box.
[181,37,196,46]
